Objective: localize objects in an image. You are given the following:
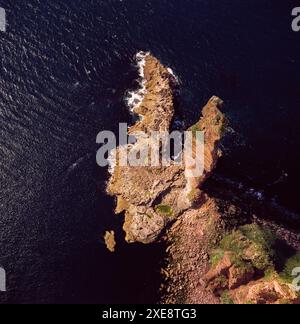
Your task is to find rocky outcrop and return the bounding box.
[202,224,300,304]
[107,53,226,244]
[104,231,116,253]
[229,277,298,304]
[104,53,300,305]
[128,54,176,134]
[162,199,300,305]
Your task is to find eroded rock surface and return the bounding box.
[229,277,298,304]
[201,224,300,304]
[104,231,116,253]
[107,54,226,244]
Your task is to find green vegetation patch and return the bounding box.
[239,224,276,257]
[210,224,276,272]
[187,188,201,204]
[189,122,202,134]
[220,291,234,304]
[155,204,173,217]
[210,249,225,268]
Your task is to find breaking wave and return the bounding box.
[125,51,150,113]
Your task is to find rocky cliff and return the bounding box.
[105,53,300,304]
[107,54,226,244]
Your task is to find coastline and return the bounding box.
[105,53,300,304]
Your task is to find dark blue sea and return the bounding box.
[0,0,299,303]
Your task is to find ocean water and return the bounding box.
[0,0,299,303]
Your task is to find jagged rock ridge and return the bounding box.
[107,53,226,244]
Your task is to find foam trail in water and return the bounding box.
[125,51,150,113]
[167,67,180,84]
[107,146,118,175]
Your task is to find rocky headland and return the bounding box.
[105,53,300,304]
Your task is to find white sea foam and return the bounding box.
[107,148,117,175]
[125,51,150,113]
[167,67,180,84]
[125,51,179,114]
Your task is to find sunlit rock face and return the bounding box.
[107,54,226,244]
[105,54,300,305]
